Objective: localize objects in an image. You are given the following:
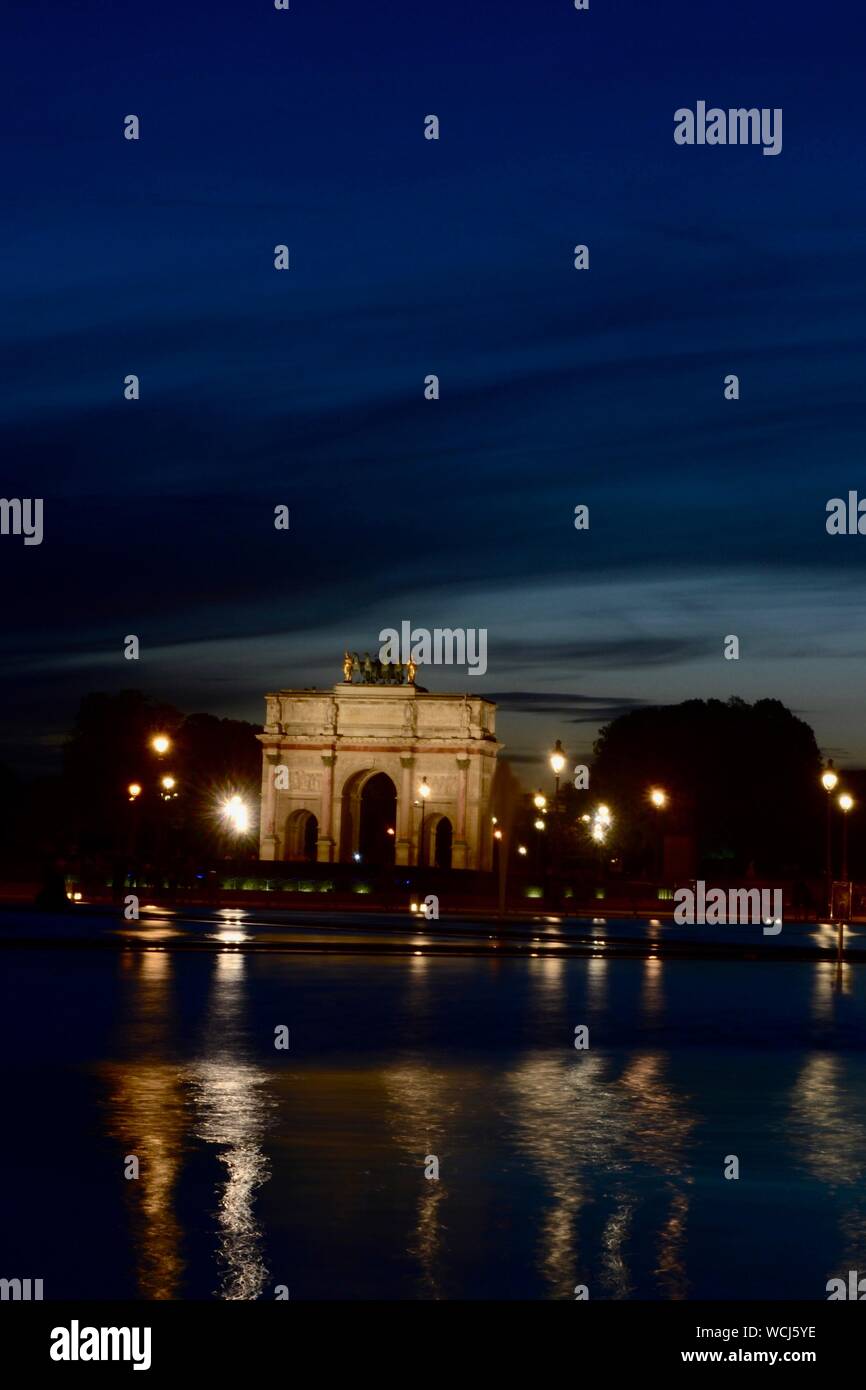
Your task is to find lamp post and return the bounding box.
[493,823,507,917]
[839,792,854,882]
[649,787,668,881]
[549,741,565,805]
[418,777,430,866]
[822,761,838,914]
[151,734,171,756]
[549,742,566,898]
[126,783,142,889]
[155,775,179,891]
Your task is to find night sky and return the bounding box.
[3,0,865,785]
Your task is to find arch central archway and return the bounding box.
[359,772,397,865]
[339,770,398,866]
[284,808,318,862]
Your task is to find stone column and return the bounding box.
[452,755,470,869]
[396,754,415,866]
[317,753,336,863]
[260,749,281,860]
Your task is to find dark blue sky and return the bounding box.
[3,0,866,784]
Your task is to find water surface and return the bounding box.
[2,938,865,1299]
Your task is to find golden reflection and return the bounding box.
[101,951,185,1299]
[116,925,185,942]
[103,1062,187,1298]
[812,960,852,1021]
[641,955,664,1020]
[526,955,566,1018]
[586,955,608,1005]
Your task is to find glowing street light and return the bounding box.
[589,803,613,846]
[534,818,546,831]
[649,787,667,809]
[222,794,250,835]
[822,763,839,793]
[517,845,527,856]
[151,734,171,756]
[128,782,142,801]
[533,791,547,811]
[548,741,567,892]
[839,793,854,813]
[160,775,176,792]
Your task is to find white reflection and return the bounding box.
[786,1053,866,1270]
[188,952,273,1300]
[382,1064,455,1298]
[507,1050,694,1299]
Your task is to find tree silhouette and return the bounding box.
[591,697,823,877]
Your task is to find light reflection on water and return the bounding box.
[57,950,866,1298]
[786,1051,866,1274]
[103,950,273,1300]
[188,953,273,1301]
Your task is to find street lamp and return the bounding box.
[649,787,668,878]
[128,783,142,801]
[549,740,566,788]
[160,775,177,798]
[822,761,838,911]
[222,794,250,835]
[533,790,547,812]
[548,741,566,893]
[151,734,171,756]
[589,804,613,845]
[418,777,430,866]
[839,792,854,882]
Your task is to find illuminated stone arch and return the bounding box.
[258,684,500,870]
